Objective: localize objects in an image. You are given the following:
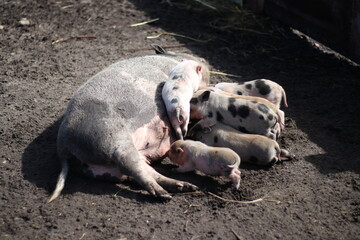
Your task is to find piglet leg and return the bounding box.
[173,161,196,173]
[229,168,241,190]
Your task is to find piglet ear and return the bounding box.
[199,90,211,102]
[176,147,184,154]
[196,65,202,73]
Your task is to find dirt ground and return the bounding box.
[1,0,360,239]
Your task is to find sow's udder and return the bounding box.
[133,115,174,164]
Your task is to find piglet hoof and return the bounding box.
[279,149,295,161]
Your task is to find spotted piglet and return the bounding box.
[168,140,241,190]
[212,88,284,137]
[189,122,291,166]
[214,79,288,108]
[190,88,280,140]
[162,60,207,140]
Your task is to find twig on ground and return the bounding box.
[207,191,285,204]
[221,47,237,55]
[62,5,73,9]
[147,32,211,43]
[231,228,244,240]
[51,35,96,45]
[195,0,218,10]
[174,191,204,196]
[124,44,185,52]
[130,18,160,27]
[185,219,190,232]
[79,232,86,240]
[207,191,264,204]
[184,204,201,214]
[210,71,242,78]
[265,199,282,204]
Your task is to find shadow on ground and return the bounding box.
[21,118,227,201]
[129,0,360,174]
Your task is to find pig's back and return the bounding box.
[67,55,179,132]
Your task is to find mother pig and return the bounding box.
[48,47,209,202]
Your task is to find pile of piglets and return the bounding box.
[164,60,291,190]
[49,47,291,202]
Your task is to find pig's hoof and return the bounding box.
[157,193,173,200]
[176,181,199,192]
[151,187,173,200]
[155,176,198,193]
[142,180,173,200]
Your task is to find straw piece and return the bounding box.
[147,32,210,43]
[51,35,96,45]
[210,71,242,78]
[207,191,263,204]
[130,18,160,27]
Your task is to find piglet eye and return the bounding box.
[190,98,199,105]
[203,127,212,133]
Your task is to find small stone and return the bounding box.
[19,18,30,26]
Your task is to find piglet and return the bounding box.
[214,79,288,108]
[189,88,280,140]
[168,140,241,190]
[162,60,206,140]
[188,122,292,166]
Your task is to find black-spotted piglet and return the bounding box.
[215,79,288,108]
[162,60,206,140]
[190,88,280,140]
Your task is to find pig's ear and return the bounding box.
[176,147,184,155]
[196,65,202,73]
[199,90,211,102]
[151,44,168,55]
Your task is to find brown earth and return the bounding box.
[1,0,360,239]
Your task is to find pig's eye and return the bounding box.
[190,98,199,105]
[203,127,212,133]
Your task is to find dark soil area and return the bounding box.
[1,0,360,239]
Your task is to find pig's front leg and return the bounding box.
[113,135,197,199]
[174,161,196,173]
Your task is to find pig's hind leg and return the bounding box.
[72,161,129,183]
